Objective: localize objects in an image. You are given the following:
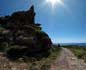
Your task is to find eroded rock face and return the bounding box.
[0,5,52,59]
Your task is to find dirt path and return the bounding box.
[51,47,86,70]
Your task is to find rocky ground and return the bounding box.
[0,53,30,70]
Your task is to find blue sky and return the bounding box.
[0,0,86,43]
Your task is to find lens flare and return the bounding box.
[45,0,64,9]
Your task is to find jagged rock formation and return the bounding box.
[0,5,52,60]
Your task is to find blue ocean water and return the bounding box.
[60,43,86,46]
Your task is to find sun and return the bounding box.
[45,0,64,9]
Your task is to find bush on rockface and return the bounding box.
[34,31,52,49]
[0,43,7,52]
[7,48,22,60]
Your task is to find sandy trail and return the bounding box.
[51,47,86,70]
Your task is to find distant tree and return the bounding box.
[58,44,61,47]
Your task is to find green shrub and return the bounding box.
[40,64,51,70]
[7,48,23,60]
[0,43,7,52]
[0,46,5,52]
[29,63,38,70]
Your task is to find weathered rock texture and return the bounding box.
[0,5,52,60]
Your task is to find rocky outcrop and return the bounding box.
[0,5,52,60]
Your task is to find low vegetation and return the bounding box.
[0,44,61,70]
[64,46,86,62]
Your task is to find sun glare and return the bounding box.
[45,0,64,9]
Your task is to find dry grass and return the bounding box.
[64,46,86,63]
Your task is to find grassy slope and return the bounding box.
[64,46,86,62]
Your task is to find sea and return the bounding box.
[60,43,86,46]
